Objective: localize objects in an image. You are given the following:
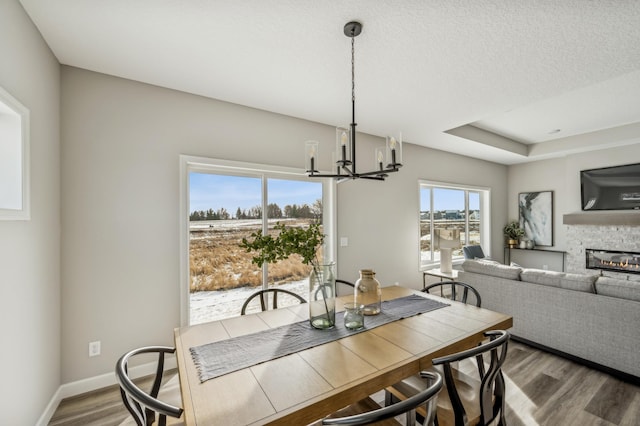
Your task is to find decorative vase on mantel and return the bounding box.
[309,262,336,329]
[354,269,382,315]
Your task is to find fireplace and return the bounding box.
[586,249,640,275]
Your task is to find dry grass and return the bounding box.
[189,220,313,292]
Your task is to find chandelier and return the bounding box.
[305,21,402,181]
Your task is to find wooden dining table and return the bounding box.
[174,285,512,425]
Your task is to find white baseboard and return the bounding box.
[36,356,177,426]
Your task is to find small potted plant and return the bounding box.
[503,221,525,248]
[239,222,335,329]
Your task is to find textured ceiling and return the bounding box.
[19,0,640,164]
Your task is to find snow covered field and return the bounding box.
[189,279,308,324]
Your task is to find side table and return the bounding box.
[422,268,459,289]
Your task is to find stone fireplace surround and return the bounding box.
[564,211,640,282]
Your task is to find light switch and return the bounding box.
[340,237,348,247]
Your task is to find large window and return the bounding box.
[180,156,335,325]
[419,182,489,268]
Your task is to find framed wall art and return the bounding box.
[518,190,553,246]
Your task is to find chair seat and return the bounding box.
[323,397,402,426]
[388,367,482,426]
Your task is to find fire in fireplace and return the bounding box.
[586,249,640,275]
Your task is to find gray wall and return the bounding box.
[337,143,508,285]
[60,66,508,382]
[507,144,640,251]
[0,1,61,424]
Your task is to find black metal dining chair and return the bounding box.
[422,281,482,307]
[240,288,306,315]
[322,371,442,426]
[313,278,356,299]
[387,330,510,426]
[336,278,356,292]
[115,346,183,426]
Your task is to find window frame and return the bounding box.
[179,155,336,325]
[0,86,30,220]
[418,180,490,270]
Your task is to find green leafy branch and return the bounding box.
[239,222,325,268]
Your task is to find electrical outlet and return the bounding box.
[89,341,101,357]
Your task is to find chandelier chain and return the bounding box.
[351,36,355,103]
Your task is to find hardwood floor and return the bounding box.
[48,370,178,426]
[501,341,640,426]
[49,341,640,425]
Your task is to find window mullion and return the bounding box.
[464,190,469,245]
[261,175,268,290]
[430,187,434,262]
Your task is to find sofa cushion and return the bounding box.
[560,273,598,293]
[461,259,522,280]
[596,277,640,302]
[520,269,564,287]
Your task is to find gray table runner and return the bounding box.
[190,294,449,383]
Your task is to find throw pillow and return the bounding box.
[462,259,522,280]
[595,277,640,302]
[560,273,598,293]
[520,269,564,287]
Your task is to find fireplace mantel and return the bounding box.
[563,211,640,226]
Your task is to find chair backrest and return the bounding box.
[240,288,306,315]
[310,278,354,305]
[323,371,442,426]
[432,330,510,426]
[463,245,485,259]
[336,278,355,289]
[423,281,482,307]
[115,346,183,426]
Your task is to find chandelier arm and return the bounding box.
[309,167,398,180]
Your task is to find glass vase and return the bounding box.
[309,262,336,329]
[354,269,382,315]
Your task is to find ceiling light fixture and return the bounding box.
[305,21,402,181]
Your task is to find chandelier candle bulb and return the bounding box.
[306,140,318,173]
[386,134,402,167]
[335,126,351,165]
[341,131,348,161]
[377,149,384,170]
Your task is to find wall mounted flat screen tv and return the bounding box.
[581,162,640,210]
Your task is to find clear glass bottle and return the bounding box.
[354,269,382,315]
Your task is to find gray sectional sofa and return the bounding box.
[458,259,640,381]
